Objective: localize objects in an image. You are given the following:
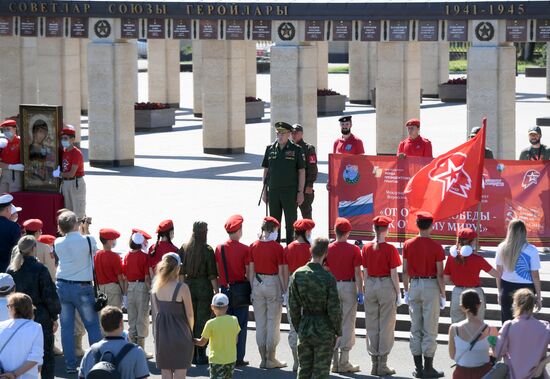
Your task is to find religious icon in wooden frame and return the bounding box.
[19,104,63,192]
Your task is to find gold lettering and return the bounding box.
[241,5,250,16]
[18,3,28,12]
[131,4,143,14]
[265,5,273,15]
[254,6,262,16]
[51,2,56,12]
[145,4,153,14]
[186,5,193,14]
[30,2,38,12]
[108,3,116,14]
[230,4,238,15]
[207,5,214,15]
[118,3,128,14]
[276,6,288,16]
[72,4,81,13]
[40,3,48,13]
[217,5,227,15]
[155,4,166,14]
[62,3,69,13]
[197,5,204,15]
[9,2,16,12]
[83,4,90,13]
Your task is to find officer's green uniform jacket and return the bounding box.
[261,140,306,189]
[288,262,342,342]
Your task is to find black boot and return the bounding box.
[412,355,423,378]
[423,356,444,378]
[196,346,209,365]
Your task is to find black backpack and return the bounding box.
[86,343,136,379]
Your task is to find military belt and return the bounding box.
[337,278,355,282]
[411,276,437,280]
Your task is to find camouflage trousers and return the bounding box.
[297,338,335,379]
[209,363,235,379]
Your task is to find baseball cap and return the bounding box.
[0,273,15,295]
[528,126,542,135]
[211,293,229,307]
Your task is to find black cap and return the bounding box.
[469,127,481,137]
[292,124,303,132]
[274,122,293,132]
[338,116,352,123]
[528,126,542,135]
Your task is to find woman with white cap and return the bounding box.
[123,229,153,358]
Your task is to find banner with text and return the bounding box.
[328,155,550,246]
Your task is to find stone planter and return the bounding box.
[246,101,265,122]
[135,108,176,130]
[525,67,546,78]
[438,84,466,103]
[317,95,346,116]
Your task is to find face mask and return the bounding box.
[3,131,13,140]
[341,128,351,135]
[267,231,279,241]
[61,140,70,149]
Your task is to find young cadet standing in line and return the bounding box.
[148,220,178,277]
[283,218,315,371]
[402,211,446,378]
[361,216,402,376]
[94,228,126,309]
[326,217,363,373]
[0,118,24,192]
[397,119,433,158]
[23,219,57,280]
[214,214,251,367]
[249,216,287,369]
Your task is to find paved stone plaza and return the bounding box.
[49,71,549,378]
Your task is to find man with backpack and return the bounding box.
[79,306,149,379]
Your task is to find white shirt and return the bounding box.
[495,243,541,284]
[55,232,97,281]
[0,298,8,322]
[0,319,44,379]
[454,334,490,367]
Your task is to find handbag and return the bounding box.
[221,245,251,309]
[87,237,108,312]
[0,320,30,374]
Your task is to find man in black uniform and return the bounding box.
[262,122,306,243]
[469,127,494,159]
[519,126,550,161]
[291,124,318,220]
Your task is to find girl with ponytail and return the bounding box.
[443,228,498,323]
[148,220,178,277]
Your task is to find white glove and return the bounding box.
[122,295,128,309]
[282,292,288,307]
[52,166,61,178]
[8,163,24,171]
[0,139,7,149]
[404,291,409,305]
[440,295,446,310]
[396,294,405,307]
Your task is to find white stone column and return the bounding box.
[80,39,89,114]
[316,41,329,90]
[88,40,137,166]
[376,42,421,154]
[20,37,38,104]
[270,44,318,146]
[0,37,22,119]
[245,41,257,98]
[147,39,180,107]
[547,43,550,100]
[192,40,203,117]
[467,20,515,159]
[201,40,246,154]
[349,41,377,104]
[421,42,449,97]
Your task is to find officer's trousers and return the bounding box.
[336,281,357,350]
[298,191,314,220]
[297,337,335,379]
[127,281,150,339]
[252,274,282,350]
[408,278,440,357]
[365,276,397,356]
[268,186,297,243]
[99,283,122,308]
[61,177,86,219]
[450,286,485,323]
[0,169,21,193]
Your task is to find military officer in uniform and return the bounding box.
[402,211,446,378]
[469,127,494,159]
[289,237,342,379]
[333,116,365,155]
[326,217,363,373]
[262,122,306,243]
[0,119,24,193]
[362,216,402,376]
[291,124,318,219]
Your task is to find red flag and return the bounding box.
[404,121,486,221]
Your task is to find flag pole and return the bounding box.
[476,117,487,252]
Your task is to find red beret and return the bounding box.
[416,211,433,221]
[263,216,280,228]
[0,119,16,128]
[132,228,151,240]
[373,216,392,227]
[225,215,243,233]
[38,234,56,245]
[99,228,120,240]
[334,217,352,233]
[156,220,174,233]
[61,128,75,136]
[406,118,420,127]
[23,219,43,232]
[457,227,477,240]
[293,219,315,232]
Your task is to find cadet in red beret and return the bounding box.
[94,228,126,310]
[123,229,153,358]
[283,218,315,370]
[22,219,57,281]
[0,118,24,192]
[214,214,251,366]
[402,211,445,378]
[333,116,365,155]
[38,234,56,246]
[23,219,43,232]
[326,217,362,373]
[361,216,402,375]
[444,227,497,323]
[249,216,287,369]
[148,220,178,276]
[397,118,433,158]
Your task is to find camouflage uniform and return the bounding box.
[295,139,318,220]
[209,363,235,379]
[289,262,342,379]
